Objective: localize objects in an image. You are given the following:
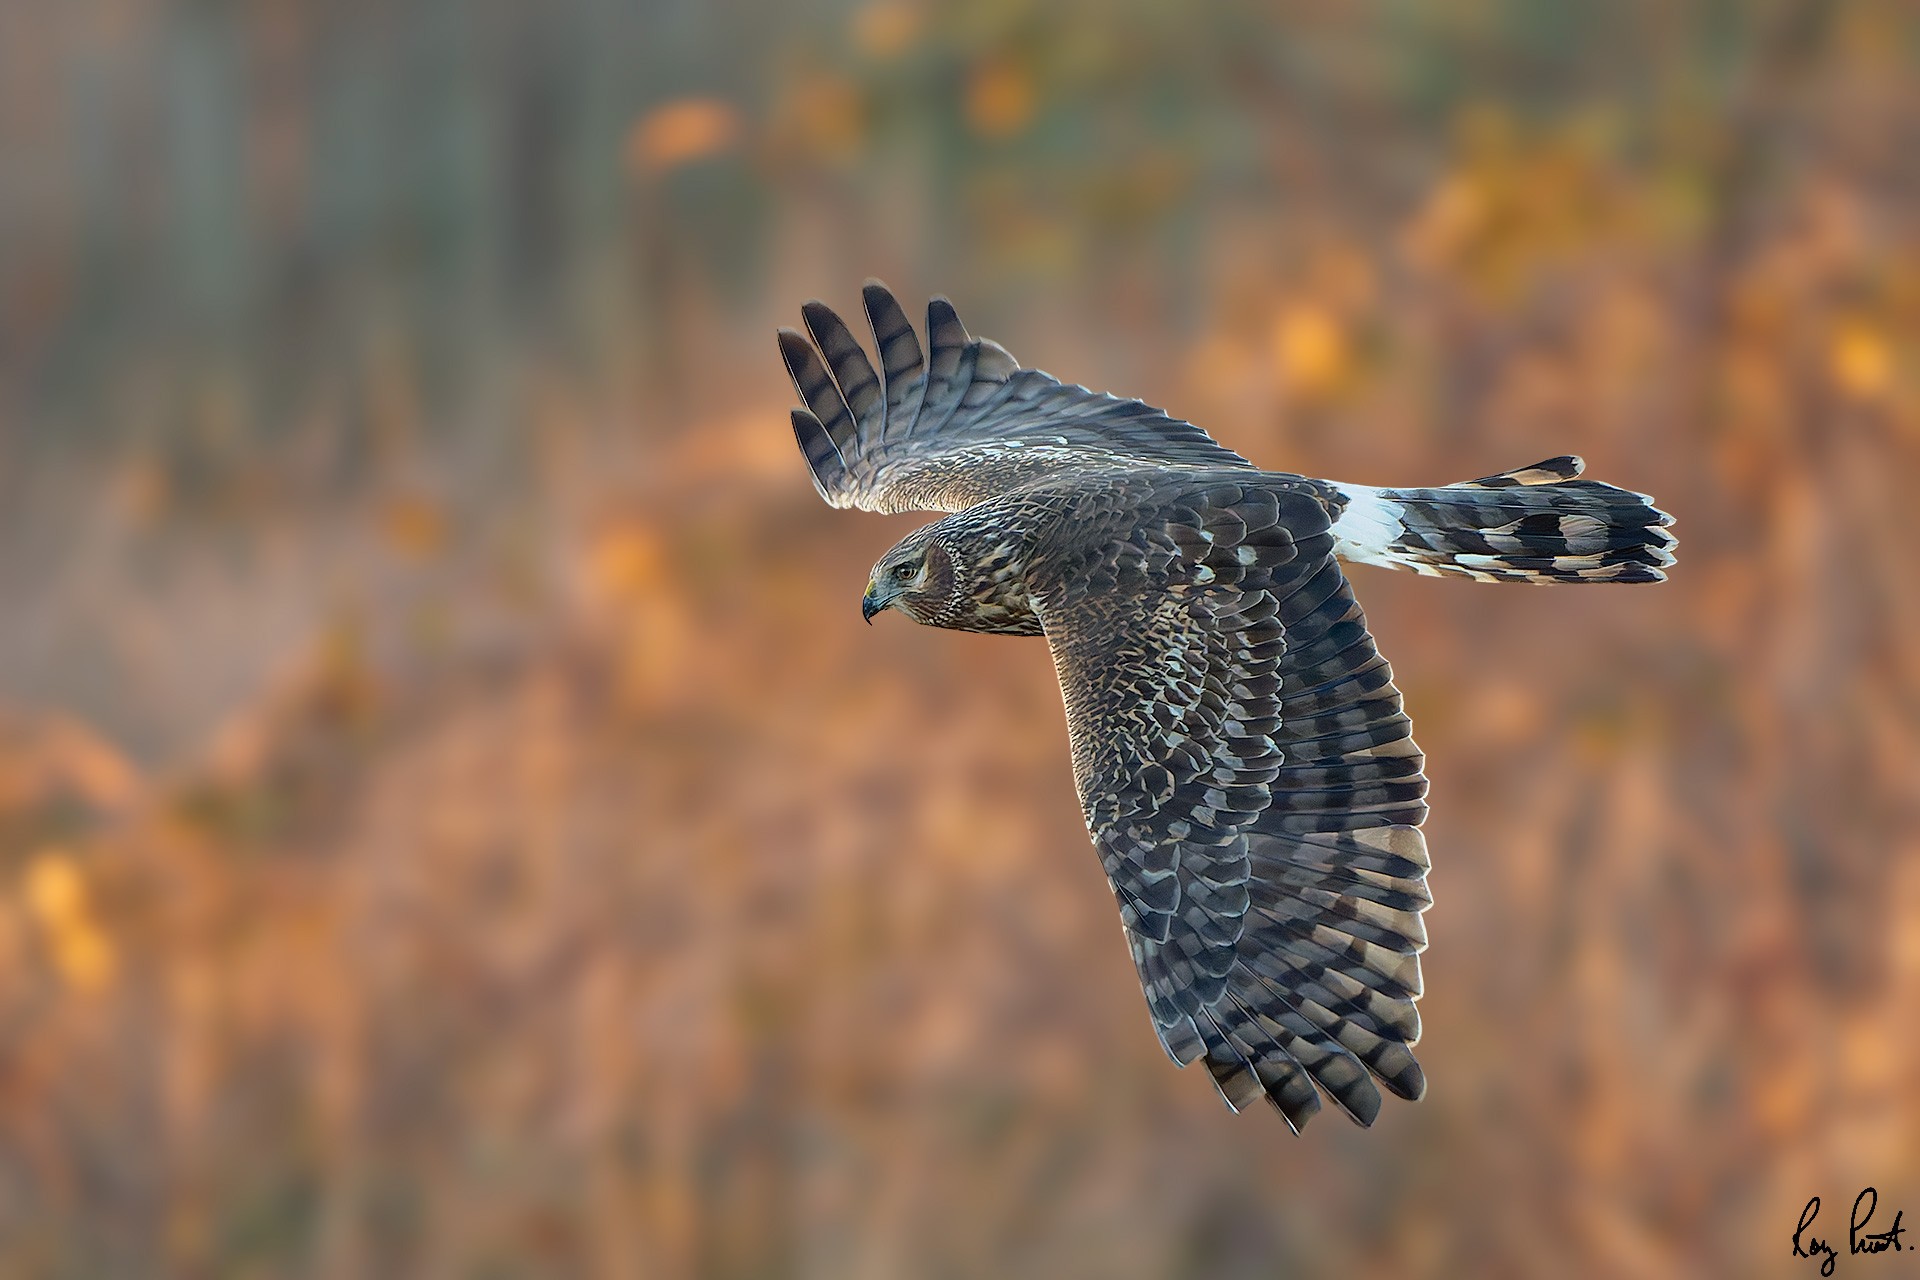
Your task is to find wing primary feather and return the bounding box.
[916,297,973,438]
[789,408,846,498]
[800,300,885,441]
[776,327,858,456]
[781,284,1256,513]
[862,280,926,445]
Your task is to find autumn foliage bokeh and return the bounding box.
[3,2,1919,1276]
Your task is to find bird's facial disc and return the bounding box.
[863,544,937,623]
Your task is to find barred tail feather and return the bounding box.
[1328,455,1677,584]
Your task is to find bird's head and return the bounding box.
[862,526,959,625]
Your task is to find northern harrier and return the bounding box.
[779,283,1675,1131]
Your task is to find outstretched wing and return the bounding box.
[1035,475,1433,1130]
[778,282,1250,514]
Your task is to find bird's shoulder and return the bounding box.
[1005,466,1342,577]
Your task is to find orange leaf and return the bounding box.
[966,60,1035,139]
[629,98,742,175]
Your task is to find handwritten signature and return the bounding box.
[1794,1188,1906,1275]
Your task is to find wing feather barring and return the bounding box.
[779,282,1676,1131]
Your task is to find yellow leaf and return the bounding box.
[1273,305,1349,397]
[1831,321,1892,399]
[25,852,87,929]
[1403,175,1487,270]
[54,924,116,994]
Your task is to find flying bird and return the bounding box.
[778,282,1675,1131]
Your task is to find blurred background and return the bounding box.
[2,0,1917,1275]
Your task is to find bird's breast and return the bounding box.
[940,542,1043,635]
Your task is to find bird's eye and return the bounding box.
[893,562,916,580]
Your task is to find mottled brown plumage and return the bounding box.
[782,282,1675,1130]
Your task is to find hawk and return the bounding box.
[778,282,1675,1131]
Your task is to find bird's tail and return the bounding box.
[1325,455,1676,584]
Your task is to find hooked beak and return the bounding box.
[861,579,884,625]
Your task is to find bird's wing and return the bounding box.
[1034,475,1433,1130]
[778,282,1252,514]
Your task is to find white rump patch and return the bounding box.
[1329,483,1407,568]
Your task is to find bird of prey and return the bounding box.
[778,282,1675,1131]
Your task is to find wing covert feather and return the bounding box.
[1034,478,1433,1129]
[779,282,1251,513]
